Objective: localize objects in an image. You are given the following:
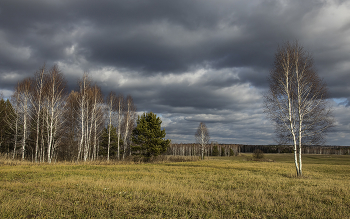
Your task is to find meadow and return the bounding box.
[0,154,349,218]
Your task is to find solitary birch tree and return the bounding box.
[195,122,210,160]
[264,41,333,176]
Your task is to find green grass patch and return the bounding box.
[0,154,349,218]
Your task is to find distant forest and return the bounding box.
[167,144,350,156]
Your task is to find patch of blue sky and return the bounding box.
[333,98,348,106]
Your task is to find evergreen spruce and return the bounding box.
[221,147,226,156]
[229,148,234,156]
[212,145,219,156]
[0,99,16,154]
[132,112,170,158]
[100,125,123,159]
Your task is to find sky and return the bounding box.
[0,0,350,145]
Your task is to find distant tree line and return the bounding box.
[0,65,170,162]
[240,145,350,155]
[167,143,240,157]
[167,143,350,156]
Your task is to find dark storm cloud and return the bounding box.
[1,0,350,145]
[0,0,326,76]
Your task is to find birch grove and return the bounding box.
[264,41,334,176]
[76,74,105,161]
[4,65,137,162]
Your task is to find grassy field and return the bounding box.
[0,154,349,218]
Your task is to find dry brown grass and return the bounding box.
[0,154,349,218]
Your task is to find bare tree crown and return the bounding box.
[264,41,334,176]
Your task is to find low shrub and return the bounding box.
[253,149,264,159]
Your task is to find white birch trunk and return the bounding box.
[117,100,122,160]
[34,69,44,163]
[77,77,86,161]
[84,95,90,162]
[122,101,129,160]
[107,107,112,162]
[21,95,28,161]
[12,94,19,160]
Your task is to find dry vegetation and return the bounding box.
[0,154,349,218]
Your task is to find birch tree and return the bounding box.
[106,92,117,161]
[44,65,67,163]
[122,95,136,159]
[32,66,46,162]
[87,85,104,161]
[77,73,90,161]
[195,122,210,160]
[116,95,124,160]
[16,79,32,160]
[264,41,334,176]
[92,102,104,160]
[69,76,104,162]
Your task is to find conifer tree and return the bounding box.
[212,145,219,156]
[132,112,170,158]
[221,147,226,156]
[99,125,123,158]
[229,148,234,156]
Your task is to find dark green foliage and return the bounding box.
[0,99,17,154]
[212,145,219,156]
[100,125,123,158]
[221,147,225,156]
[229,148,234,156]
[253,149,264,159]
[280,147,293,153]
[132,112,170,158]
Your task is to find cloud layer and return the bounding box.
[1,0,350,145]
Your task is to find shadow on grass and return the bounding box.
[281,173,312,179]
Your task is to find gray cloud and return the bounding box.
[1,0,350,145]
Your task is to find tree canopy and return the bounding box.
[132,112,170,158]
